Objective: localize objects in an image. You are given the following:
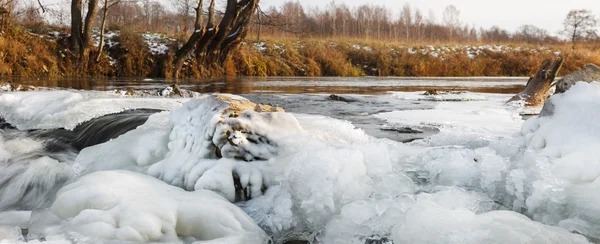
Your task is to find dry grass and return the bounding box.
[0,27,59,77]
[1,29,598,78]
[229,37,600,77]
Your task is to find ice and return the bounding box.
[508,82,600,239]
[0,225,23,242]
[73,111,172,174]
[376,93,522,147]
[4,83,600,243]
[0,91,185,130]
[27,170,268,243]
[392,191,589,244]
[390,91,487,101]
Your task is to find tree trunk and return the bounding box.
[507,57,564,106]
[70,0,84,55]
[70,0,98,58]
[172,0,259,78]
[96,0,109,62]
[82,0,99,51]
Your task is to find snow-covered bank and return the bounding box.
[2,83,600,243]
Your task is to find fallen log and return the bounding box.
[555,63,600,94]
[507,57,563,106]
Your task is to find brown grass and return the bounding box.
[0,28,59,77]
[1,29,599,78]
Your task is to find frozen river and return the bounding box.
[1,77,599,244]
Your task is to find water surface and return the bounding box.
[8,76,527,94]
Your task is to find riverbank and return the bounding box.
[1,27,599,78]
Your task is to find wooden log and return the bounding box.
[507,57,563,106]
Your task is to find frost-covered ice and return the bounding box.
[25,170,267,243]
[3,83,600,243]
[376,93,522,147]
[0,91,186,130]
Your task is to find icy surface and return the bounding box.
[3,83,600,243]
[27,170,267,243]
[514,82,600,239]
[390,91,487,101]
[0,91,185,130]
[375,93,523,147]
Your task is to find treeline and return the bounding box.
[258,1,573,44]
[7,0,600,46]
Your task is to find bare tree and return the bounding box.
[96,0,122,62]
[443,5,460,40]
[173,0,260,78]
[70,0,99,58]
[562,9,597,50]
[171,0,194,33]
[400,4,412,40]
[516,25,548,44]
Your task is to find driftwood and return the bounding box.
[555,63,600,93]
[507,57,564,106]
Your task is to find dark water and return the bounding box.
[7,76,526,95]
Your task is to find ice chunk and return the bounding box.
[0,225,24,242]
[28,170,268,243]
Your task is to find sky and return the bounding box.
[259,0,600,34]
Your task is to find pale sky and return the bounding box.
[260,0,600,33]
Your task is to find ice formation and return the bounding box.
[3,82,600,243]
[0,91,185,130]
[26,170,268,244]
[514,82,600,240]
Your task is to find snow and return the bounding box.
[4,82,600,243]
[391,190,589,244]
[141,33,173,55]
[512,82,600,239]
[27,170,268,243]
[254,42,267,52]
[0,91,186,130]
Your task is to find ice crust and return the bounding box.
[2,83,600,243]
[27,170,268,244]
[0,91,185,130]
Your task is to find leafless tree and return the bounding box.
[96,0,122,62]
[443,5,460,40]
[400,4,412,41]
[171,0,194,33]
[516,25,549,44]
[173,0,260,78]
[70,0,99,58]
[562,9,598,50]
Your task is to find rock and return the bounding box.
[328,94,362,103]
[424,89,439,95]
[555,64,600,94]
[380,126,423,134]
[217,94,284,116]
[125,88,135,96]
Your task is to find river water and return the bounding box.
[8,76,527,94]
[7,76,527,142]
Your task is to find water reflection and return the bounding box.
[6,76,527,95]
